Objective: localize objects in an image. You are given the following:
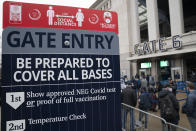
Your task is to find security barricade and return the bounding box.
[122,103,166,131]
[121,103,191,131]
[166,122,191,131]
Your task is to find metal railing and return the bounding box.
[121,103,191,131]
[166,122,192,131]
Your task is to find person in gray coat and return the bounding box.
[141,75,148,91]
[121,84,137,131]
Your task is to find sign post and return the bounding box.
[2,1,121,131]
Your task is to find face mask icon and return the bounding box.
[103,12,112,23]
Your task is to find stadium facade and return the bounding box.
[90,0,196,82]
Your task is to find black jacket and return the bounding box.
[121,87,137,107]
[139,92,152,111]
[158,90,180,122]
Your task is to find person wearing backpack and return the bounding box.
[158,85,180,131]
[138,88,152,130]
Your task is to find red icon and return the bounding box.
[29,9,41,20]
[89,14,99,24]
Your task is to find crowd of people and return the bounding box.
[121,74,196,131]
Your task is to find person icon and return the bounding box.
[47,6,55,25]
[76,9,84,27]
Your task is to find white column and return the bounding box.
[130,0,141,46]
[169,0,184,36]
[146,0,160,41]
[129,0,141,77]
[146,0,160,80]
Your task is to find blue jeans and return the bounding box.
[121,108,126,129]
[188,117,196,131]
[122,108,135,131]
[139,111,148,129]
